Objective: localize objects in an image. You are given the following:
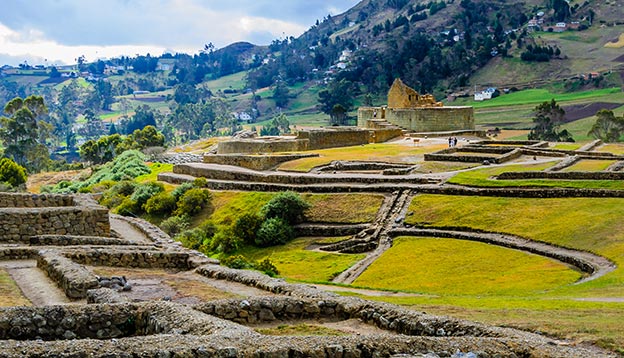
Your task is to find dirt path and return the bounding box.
[332,190,414,284]
[109,216,153,244]
[0,260,78,306]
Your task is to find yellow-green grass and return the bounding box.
[238,237,365,282]
[353,237,580,296]
[339,292,624,352]
[135,163,174,183]
[197,191,384,227]
[171,137,225,153]
[204,71,247,91]
[405,195,624,298]
[561,115,599,142]
[0,268,30,307]
[447,162,624,189]
[551,142,584,150]
[255,323,347,336]
[596,143,624,155]
[412,161,479,174]
[278,142,447,172]
[302,193,384,224]
[562,160,617,172]
[454,88,622,109]
[605,33,624,48]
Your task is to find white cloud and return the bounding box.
[0,0,360,66]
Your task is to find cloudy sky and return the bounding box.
[0,0,360,66]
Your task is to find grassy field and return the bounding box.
[278,142,447,172]
[0,269,30,307]
[562,160,617,172]
[204,71,247,91]
[354,237,580,296]
[596,143,624,155]
[367,194,624,352]
[238,237,365,282]
[302,193,385,224]
[446,161,624,189]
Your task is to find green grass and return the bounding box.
[551,142,584,150]
[456,88,623,110]
[278,142,447,172]
[135,163,174,183]
[596,143,624,155]
[255,323,348,336]
[238,237,365,282]
[0,269,30,307]
[354,237,580,296]
[302,193,384,224]
[204,71,247,91]
[198,191,275,227]
[447,162,624,189]
[562,160,617,172]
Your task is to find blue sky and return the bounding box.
[0,0,360,66]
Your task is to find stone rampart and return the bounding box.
[217,137,307,154]
[66,248,194,269]
[0,193,74,208]
[0,194,110,243]
[204,153,319,171]
[37,251,99,299]
[359,106,474,132]
[497,171,624,180]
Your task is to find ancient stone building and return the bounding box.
[358,78,475,132]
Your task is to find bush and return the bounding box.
[209,227,241,253]
[171,182,193,200]
[114,197,141,216]
[232,213,263,244]
[261,191,309,224]
[176,227,208,250]
[144,191,177,215]
[175,188,212,216]
[221,255,253,269]
[254,258,279,277]
[159,215,190,236]
[130,182,165,211]
[255,217,294,247]
[192,177,208,188]
[0,158,27,187]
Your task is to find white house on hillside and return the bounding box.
[474,87,498,101]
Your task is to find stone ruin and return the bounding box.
[0,192,616,357]
[387,78,443,108]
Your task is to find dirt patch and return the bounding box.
[91,267,273,304]
[250,318,396,336]
[26,169,90,193]
[562,102,621,122]
[0,260,78,306]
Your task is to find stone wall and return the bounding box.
[37,251,99,299]
[498,171,624,180]
[359,106,474,132]
[203,153,319,171]
[0,193,74,208]
[0,194,109,243]
[66,249,194,269]
[217,137,307,154]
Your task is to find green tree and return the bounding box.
[79,134,124,164]
[261,191,309,225]
[131,125,165,148]
[0,95,50,171]
[272,80,290,108]
[232,213,263,244]
[588,110,624,142]
[255,217,294,247]
[0,157,27,188]
[528,99,574,142]
[318,79,355,125]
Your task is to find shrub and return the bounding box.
[171,182,193,200]
[175,188,212,216]
[130,181,165,211]
[221,255,253,269]
[255,217,294,247]
[209,227,241,253]
[175,227,208,250]
[159,215,190,236]
[232,213,263,244]
[261,191,309,224]
[0,158,27,187]
[114,197,141,216]
[192,177,208,188]
[254,258,279,277]
[144,191,177,215]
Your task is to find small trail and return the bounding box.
[110,216,153,244]
[332,190,414,284]
[0,260,76,306]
